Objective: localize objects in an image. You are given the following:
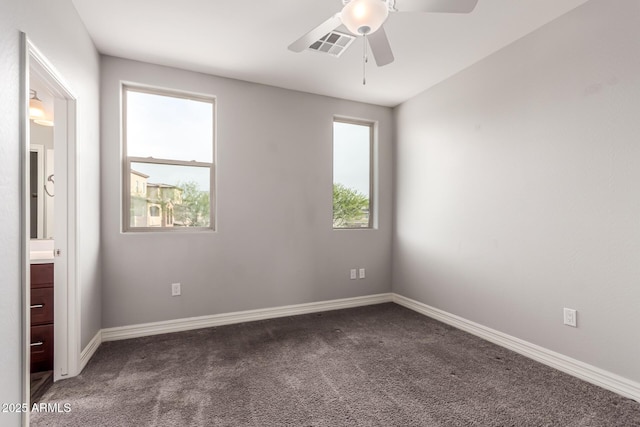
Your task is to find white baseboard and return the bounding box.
[102,293,394,342]
[79,329,102,373]
[78,291,640,403]
[392,293,640,403]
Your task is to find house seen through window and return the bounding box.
[123,85,215,231]
[333,119,373,229]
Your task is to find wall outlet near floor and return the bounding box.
[359,268,366,279]
[563,308,577,327]
[171,283,181,296]
[350,269,357,280]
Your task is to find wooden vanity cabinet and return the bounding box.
[30,263,54,373]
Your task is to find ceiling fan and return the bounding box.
[288,0,479,67]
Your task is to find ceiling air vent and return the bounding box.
[307,31,355,57]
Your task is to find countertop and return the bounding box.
[30,251,54,264]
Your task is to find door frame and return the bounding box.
[20,32,80,424]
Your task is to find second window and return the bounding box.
[333,118,373,229]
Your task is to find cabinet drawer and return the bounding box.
[31,287,54,325]
[31,324,54,373]
[31,263,54,289]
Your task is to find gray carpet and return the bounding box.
[32,303,640,426]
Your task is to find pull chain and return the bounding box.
[362,34,368,85]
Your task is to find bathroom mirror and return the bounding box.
[29,113,55,239]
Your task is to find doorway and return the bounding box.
[20,33,79,413]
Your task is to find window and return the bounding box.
[333,118,373,229]
[123,85,215,231]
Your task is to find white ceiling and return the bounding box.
[71,0,589,107]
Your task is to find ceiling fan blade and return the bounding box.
[368,26,394,67]
[394,0,478,13]
[288,14,343,53]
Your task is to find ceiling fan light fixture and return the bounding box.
[341,0,389,35]
[29,90,45,119]
[34,117,55,127]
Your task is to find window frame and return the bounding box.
[332,116,375,230]
[122,84,216,233]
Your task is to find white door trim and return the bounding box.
[21,35,80,424]
[19,31,31,427]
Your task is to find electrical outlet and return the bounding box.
[359,268,366,279]
[171,283,181,296]
[563,308,577,327]
[350,269,357,280]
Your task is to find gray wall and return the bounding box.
[30,122,54,150]
[393,0,640,383]
[101,56,393,328]
[0,0,101,424]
